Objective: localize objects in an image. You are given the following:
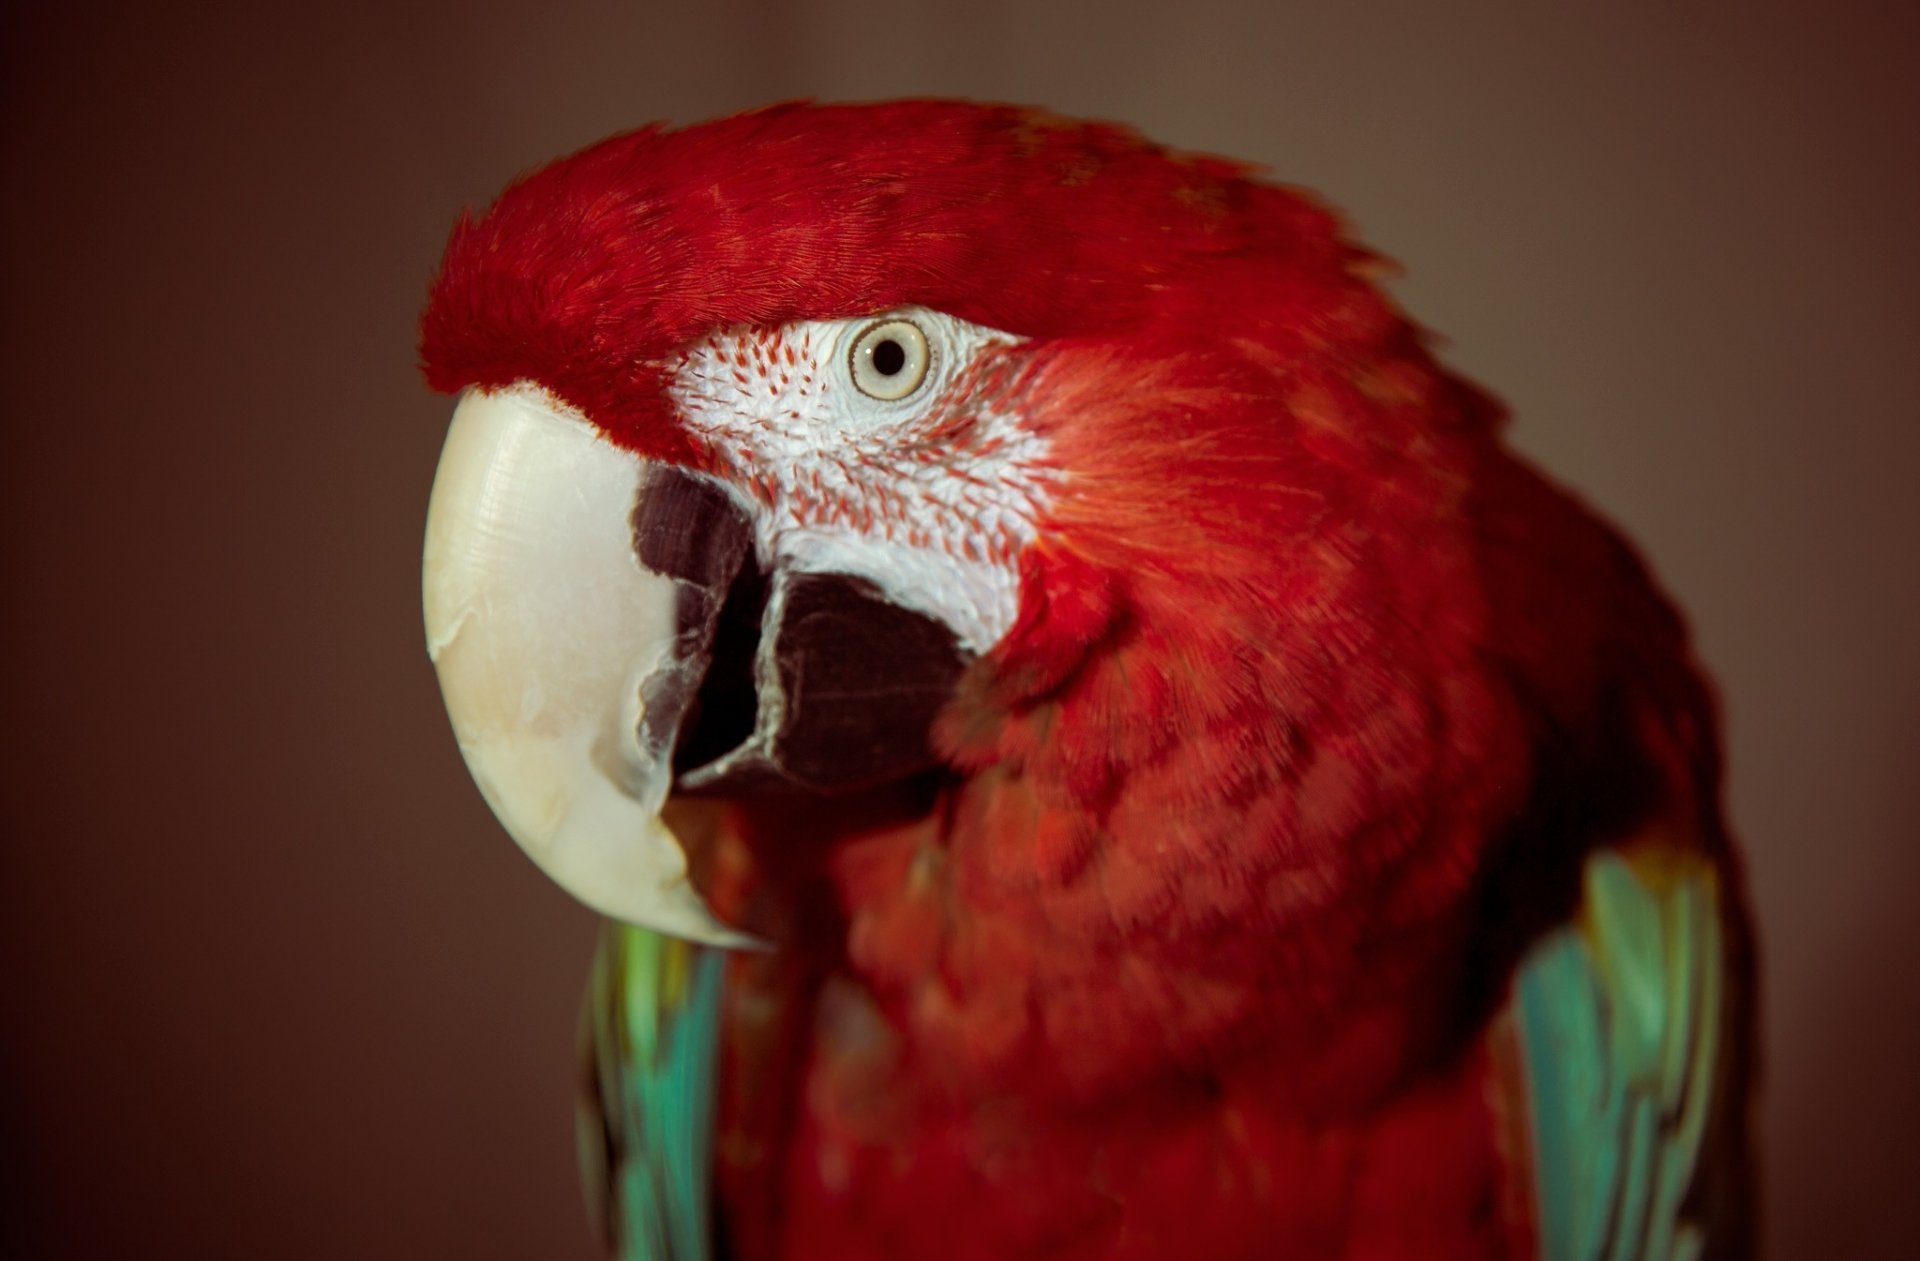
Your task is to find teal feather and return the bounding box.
[578,922,725,1261]
[1514,848,1733,1261]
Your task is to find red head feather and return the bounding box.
[419,99,1378,460]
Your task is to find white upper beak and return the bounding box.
[421,386,757,947]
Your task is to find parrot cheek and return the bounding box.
[422,385,973,946]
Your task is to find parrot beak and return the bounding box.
[422,386,760,947]
[422,386,971,946]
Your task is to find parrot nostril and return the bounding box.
[672,557,766,777]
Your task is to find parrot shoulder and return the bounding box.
[579,923,726,1261]
[1494,828,1756,1261]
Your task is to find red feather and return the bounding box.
[421,101,1746,1259]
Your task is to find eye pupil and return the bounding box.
[871,339,905,376]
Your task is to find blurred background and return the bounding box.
[3,1,1915,1255]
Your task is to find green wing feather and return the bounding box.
[1513,844,1751,1261]
[579,922,726,1261]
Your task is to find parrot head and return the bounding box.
[420,100,1533,957]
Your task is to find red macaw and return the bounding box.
[418,100,1755,1260]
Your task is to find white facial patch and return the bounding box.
[666,307,1057,653]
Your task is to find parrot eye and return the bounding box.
[848,318,931,401]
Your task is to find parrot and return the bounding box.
[417,100,1755,1260]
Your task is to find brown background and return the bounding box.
[3,1,1916,1256]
